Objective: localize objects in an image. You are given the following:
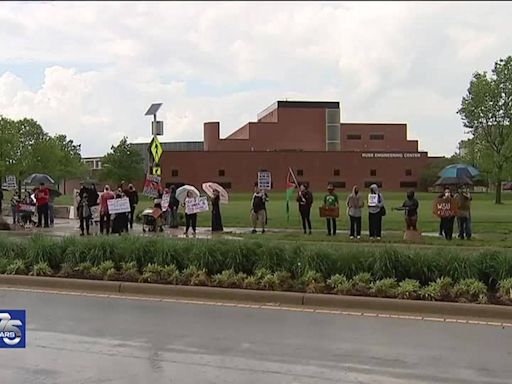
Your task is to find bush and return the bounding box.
[421,277,454,301]
[212,269,246,289]
[181,266,210,286]
[453,279,488,304]
[6,259,27,275]
[370,278,398,298]
[396,279,421,300]
[350,273,373,295]
[327,274,351,295]
[497,278,512,303]
[29,261,53,277]
[300,271,325,294]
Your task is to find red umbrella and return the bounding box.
[202,182,229,204]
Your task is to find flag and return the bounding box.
[285,168,297,222]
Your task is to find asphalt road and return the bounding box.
[1,289,511,384]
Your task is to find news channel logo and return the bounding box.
[0,310,26,348]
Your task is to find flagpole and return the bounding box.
[288,167,299,188]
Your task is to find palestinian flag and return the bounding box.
[285,168,297,222]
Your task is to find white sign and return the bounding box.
[3,175,17,190]
[107,197,131,214]
[257,172,272,190]
[161,193,170,211]
[368,194,379,207]
[185,197,209,215]
[361,153,421,158]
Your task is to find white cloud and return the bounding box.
[0,1,511,157]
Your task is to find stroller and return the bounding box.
[141,207,164,233]
[16,203,37,228]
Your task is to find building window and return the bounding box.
[405,169,412,176]
[400,181,418,188]
[297,169,304,177]
[347,134,361,140]
[370,134,385,140]
[218,169,225,177]
[370,169,377,177]
[171,169,179,177]
[333,169,340,176]
[364,181,383,188]
[326,109,341,151]
[328,181,346,189]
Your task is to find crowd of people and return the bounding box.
[76,182,139,236]
[4,183,55,228]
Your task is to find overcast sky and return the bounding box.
[0,1,510,157]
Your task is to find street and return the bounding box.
[1,289,511,384]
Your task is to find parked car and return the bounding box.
[503,182,512,191]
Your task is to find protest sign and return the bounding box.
[432,197,458,218]
[143,174,161,198]
[368,194,379,207]
[107,197,131,214]
[185,196,209,214]
[257,172,272,190]
[161,193,170,211]
[4,175,17,190]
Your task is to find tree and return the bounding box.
[0,116,86,190]
[99,137,144,185]
[418,156,457,191]
[458,56,512,204]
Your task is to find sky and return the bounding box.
[0,1,510,157]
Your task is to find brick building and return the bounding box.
[155,100,431,192]
[67,100,432,193]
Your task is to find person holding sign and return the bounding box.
[251,187,267,234]
[183,190,198,237]
[99,185,115,235]
[367,184,384,240]
[433,188,457,241]
[323,184,339,236]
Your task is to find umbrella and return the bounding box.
[175,185,200,203]
[24,173,55,186]
[202,182,229,204]
[434,176,473,186]
[438,164,480,180]
[48,187,62,199]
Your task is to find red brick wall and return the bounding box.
[159,150,430,192]
[340,123,418,152]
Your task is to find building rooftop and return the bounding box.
[257,100,340,120]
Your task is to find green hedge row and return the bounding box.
[1,235,512,289]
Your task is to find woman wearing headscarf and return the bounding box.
[346,185,364,239]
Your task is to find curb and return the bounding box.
[1,275,511,321]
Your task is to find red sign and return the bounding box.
[432,198,458,218]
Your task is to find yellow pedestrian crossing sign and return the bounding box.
[149,137,163,163]
[151,166,161,176]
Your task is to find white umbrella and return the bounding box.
[175,185,200,203]
[202,182,229,204]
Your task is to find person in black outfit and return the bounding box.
[111,189,129,235]
[78,192,91,236]
[296,184,313,234]
[124,183,139,230]
[438,188,455,240]
[211,190,223,232]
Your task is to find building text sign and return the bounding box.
[361,153,421,158]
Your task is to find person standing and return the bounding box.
[250,187,267,234]
[368,184,384,240]
[78,192,92,236]
[169,185,180,228]
[455,186,472,240]
[297,184,313,234]
[183,190,197,236]
[435,187,456,241]
[10,191,20,225]
[346,185,364,239]
[36,182,50,228]
[99,185,115,235]
[112,188,129,235]
[211,189,224,232]
[124,183,139,230]
[323,184,339,236]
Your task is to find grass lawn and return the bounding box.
[103,190,512,234]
